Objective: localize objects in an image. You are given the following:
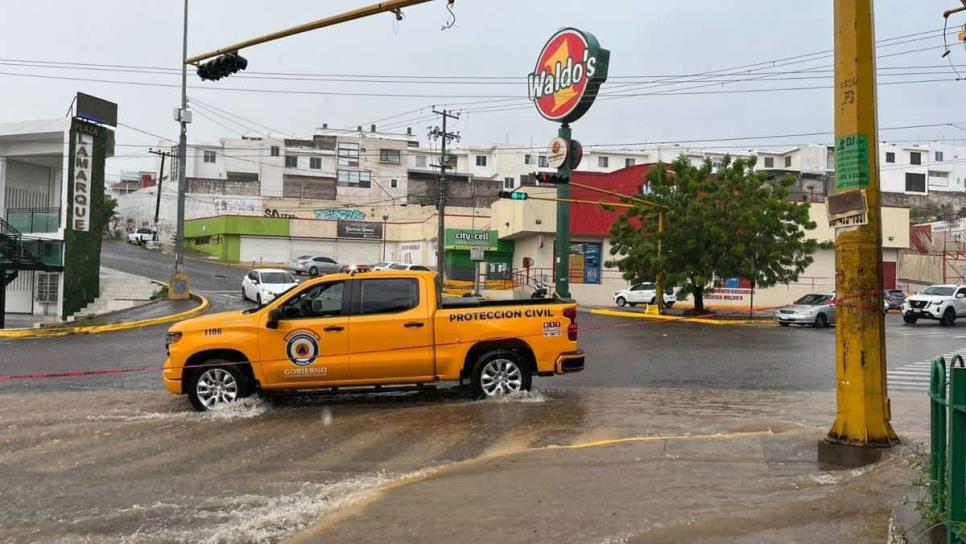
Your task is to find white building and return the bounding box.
[879,141,966,195]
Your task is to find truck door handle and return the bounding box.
[324,325,344,332]
[404,322,425,328]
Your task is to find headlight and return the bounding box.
[932,301,943,306]
[165,332,183,355]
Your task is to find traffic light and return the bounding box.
[531,172,569,185]
[197,53,248,81]
[498,191,528,200]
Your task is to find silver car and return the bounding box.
[775,293,836,328]
[289,255,340,276]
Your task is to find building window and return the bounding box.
[910,151,922,165]
[475,155,487,167]
[285,155,298,168]
[504,177,515,189]
[337,170,372,188]
[936,151,944,162]
[538,155,548,168]
[390,178,398,188]
[415,155,427,168]
[905,172,926,192]
[784,155,792,168]
[929,170,950,186]
[309,157,322,170]
[524,154,533,165]
[270,145,280,157]
[36,273,59,304]
[203,150,216,163]
[567,242,602,285]
[598,156,609,168]
[338,142,360,167]
[380,149,401,163]
[885,152,895,163]
[764,156,774,168]
[625,158,635,168]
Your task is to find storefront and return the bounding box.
[443,228,513,282]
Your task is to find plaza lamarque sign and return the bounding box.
[528,28,610,124]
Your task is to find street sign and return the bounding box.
[528,28,610,124]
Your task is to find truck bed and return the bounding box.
[440,297,570,309]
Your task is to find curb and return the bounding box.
[591,308,775,326]
[0,282,209,339]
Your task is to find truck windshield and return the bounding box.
[923,286,955,296]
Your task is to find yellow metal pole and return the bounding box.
[826,0,898,447]
[185,0,434,64]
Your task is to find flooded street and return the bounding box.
[0,385,930,543]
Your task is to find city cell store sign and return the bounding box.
[71,123,98,231]
[445,229,499,251]
[528,28,610,124]
[337,220,383,240]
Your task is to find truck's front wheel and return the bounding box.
[471,350,532,399]
[187,361,252,411]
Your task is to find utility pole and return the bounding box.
[555,124,573,299]
[821,0,898,459]
[148,149,172,243]
[429,107,460,294]
[169,0,190,300]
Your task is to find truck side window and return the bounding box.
[357,279,418,315]
[281,281,344,319]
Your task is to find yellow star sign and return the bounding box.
[544,39,577,113]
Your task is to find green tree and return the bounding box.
[100,194,118,235]
[606,155,819,313]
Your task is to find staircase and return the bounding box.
[71,268,160,318]
[1,217,64,328]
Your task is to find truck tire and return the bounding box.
[903,315,917,325]
[942,308,956,327]
[186,360,252,412]
[470,349,532,400]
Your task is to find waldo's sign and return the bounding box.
[528,28,610,124]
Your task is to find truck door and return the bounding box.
[257,280,351,387]
[956,287,966,316]
[348,277,434,381]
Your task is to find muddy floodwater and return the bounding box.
[0,386,929,543]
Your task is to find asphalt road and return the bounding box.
[2,240,959,543]
[1,239,962,394]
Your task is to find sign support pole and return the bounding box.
[555,123,572,299]
[823,0,898,454]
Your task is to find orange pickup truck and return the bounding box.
[163,271,584,410]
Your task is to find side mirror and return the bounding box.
[958,293,965,299]
[267,308,281,329]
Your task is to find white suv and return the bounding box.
[902,284,966,326]
[613,283,676,308]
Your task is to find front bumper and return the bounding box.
[162,358,183,395]
[775,312,817,324]
[903,305,943,319]
[555,350,585,374]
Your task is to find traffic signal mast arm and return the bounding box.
[184,0,436,65]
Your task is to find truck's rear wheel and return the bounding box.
[471,350,531,400]
[187,360,252,411]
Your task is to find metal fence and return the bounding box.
[930,355,966,542]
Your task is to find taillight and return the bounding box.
[563,307,578,341]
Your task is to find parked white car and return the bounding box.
[241,268,298,306]
[613,283,676,308]
[902,284,966,326]
[127,228,156,244]
[371,261,397,271]
[289,255,340,276]
[387,263,433,272]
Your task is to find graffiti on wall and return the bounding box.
[313,209,366,221]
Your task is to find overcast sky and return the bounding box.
[1,0,965,181]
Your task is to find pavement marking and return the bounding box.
[887,347,966,392]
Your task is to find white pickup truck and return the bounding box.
[902,284,966,326]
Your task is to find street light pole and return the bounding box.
[169,0,190,300]
[382,214,389,261]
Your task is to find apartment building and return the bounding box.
[880,141,966,195]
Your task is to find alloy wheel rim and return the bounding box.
[196,368,238,408]
[480,359,523,396]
